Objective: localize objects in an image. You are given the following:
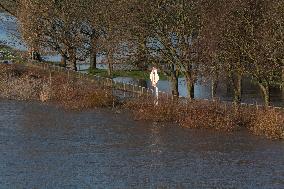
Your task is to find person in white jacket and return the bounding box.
[150,67,159,104]
[150,67,159,87]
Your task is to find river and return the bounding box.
[0,100,283,188]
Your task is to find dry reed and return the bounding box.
[123,96,284,139]
[0,64,116,110]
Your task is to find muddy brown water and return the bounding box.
[0,100,283,188]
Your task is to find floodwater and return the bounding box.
[0,12,24,49]
[0,12,61,62]
[0,100,283,188]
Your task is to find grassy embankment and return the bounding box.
[0,63,116,110]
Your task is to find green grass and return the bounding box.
[44,61,61,66]
[0,45,25,63]
[113,70,149,79]
[89,68,167,80]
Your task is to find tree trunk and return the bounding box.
[282,85,284,101]
[169,64,179,97]
[90,52,97,70]
[71,57,77,71]
[211,77,218,100]
[281,65,284,94]
[170,74,179,97]
[107,50,113,77]
[232,73,242,105]
[69,49,77,71]
[60,54,67,67]
[282,66,284,82]
[259,83,270,107]
[280,65,284,100]
[30,51,42,61]
[90,47,97,70]
[136,40,148,70]
[226,75,232,95]
[185,75,194,100]
[35,52,41,61]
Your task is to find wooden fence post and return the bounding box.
[49,71,52,85]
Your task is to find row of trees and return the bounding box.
[1,0,283,106]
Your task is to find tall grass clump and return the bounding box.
[123,96,284,139]
[48,73,116,110]
[248,108,284,139]
[0,64,45,100]
[124,98,237,131]
[0,64,116,110]
[180,101,237,131]
[123,96,187,122]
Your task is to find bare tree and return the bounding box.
[127,0,203,98]
[201,0,283,106]
[0,0,19,16]
[18,0,89,70]
[238,0,284,106]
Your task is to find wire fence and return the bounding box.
[28,61,156,98]
[28,61,284,110]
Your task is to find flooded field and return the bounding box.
[0,100,283,188]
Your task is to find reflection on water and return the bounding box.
[0,100,283,188]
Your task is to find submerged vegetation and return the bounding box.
[124,96,284,140]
